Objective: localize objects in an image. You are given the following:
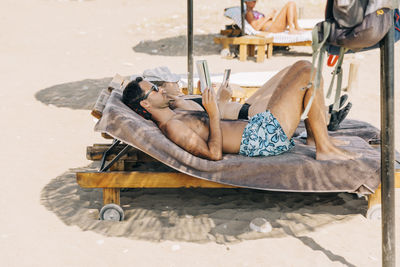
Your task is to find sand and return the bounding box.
[1,0,399,266]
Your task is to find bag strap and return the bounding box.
[326,47,348,112]
[301,21,331,120]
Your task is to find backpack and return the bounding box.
[301,0,397,119]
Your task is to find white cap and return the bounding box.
[142,66,180,83]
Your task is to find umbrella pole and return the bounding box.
[380,11,396,267]
[187,0,194,94]
[241,0,245,36]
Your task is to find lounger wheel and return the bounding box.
[99,204,124,221]
[366,204,381,220]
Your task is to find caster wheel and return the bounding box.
[99,204,124,221]
[366,204,381,220]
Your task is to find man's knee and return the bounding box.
[292,60,312,74]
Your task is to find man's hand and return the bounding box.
[217,83,233,103]
[202,87,220,119]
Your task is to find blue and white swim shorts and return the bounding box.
[239,110,295,157]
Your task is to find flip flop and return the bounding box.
[328,102,352,131]
[328,94,348,114]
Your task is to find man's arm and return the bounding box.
[163,87,222,160]
[202,87,223,160]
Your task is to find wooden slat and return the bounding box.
[273,41,312,46]
[214,36,272,45]
[367,169,399,208]
[103,188,120,205]
[239,44,247,61]
[220,29,241,36]
[267,43,273,58]
[108,74,125,92]
[256,44,266,63]
[76,171,237,189]
[368,186,381,208]
[86,144,138,161]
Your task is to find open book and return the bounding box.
[196,60,230,93]
[196,60,212,93]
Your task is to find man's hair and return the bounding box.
[122,77,152,120]
[148,80,166,87]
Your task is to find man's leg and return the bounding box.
[266,60,357,160]
[246,66,290,106]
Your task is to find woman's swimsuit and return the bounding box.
[238,103,251,120]
[239,110,295,157]
[189,98,250,120]
[188,97,205,109]
[252,10,265,20]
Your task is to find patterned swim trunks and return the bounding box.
[239,111,295,157]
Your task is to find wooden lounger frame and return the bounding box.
[214,35,274,63]
[76,142,400,218]
[81,75,398,220]
[215,29,311,61]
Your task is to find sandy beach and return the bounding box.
[1,0,399,266]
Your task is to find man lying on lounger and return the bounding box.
[123,60,358,161]
[141,63,352,134]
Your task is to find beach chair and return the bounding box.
[76,79,400,221]
[214,7,321,61]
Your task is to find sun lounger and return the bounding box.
[215,7,319,60]
[77,89,400,221]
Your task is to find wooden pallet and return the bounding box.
[214,35,273,63]
[219,29,312,55]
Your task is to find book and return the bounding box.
[222,69,231,86]
[196,60,212,93]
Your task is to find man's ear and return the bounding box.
[140,99,150,109]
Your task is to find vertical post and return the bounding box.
[380,10,395,267]
[187,0,194,94]
[241,0,245,36]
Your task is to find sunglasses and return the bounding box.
[142,84,159,100]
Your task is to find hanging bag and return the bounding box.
[302,0,396,119]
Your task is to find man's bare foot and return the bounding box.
[316,146,362,161]
[306,137,350,146]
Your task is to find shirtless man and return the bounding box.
[123,60,357,161]
[142,63,352,137]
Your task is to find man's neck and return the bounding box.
[149,106,176,125]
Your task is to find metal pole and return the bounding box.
[380,9,396,267]
[241,0,245,36]
[187,0,193,94]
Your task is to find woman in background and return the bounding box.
[245,0,304,34]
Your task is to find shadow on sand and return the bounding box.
[35,77,113,110]
[133,34,221,56]
[41,163,365,267]
[132,34,312,58]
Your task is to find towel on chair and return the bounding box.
[95,91,381,194]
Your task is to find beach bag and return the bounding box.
[301,0,396,119]
[327,7,400,54]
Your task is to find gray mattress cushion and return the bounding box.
[94,91,381,194]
